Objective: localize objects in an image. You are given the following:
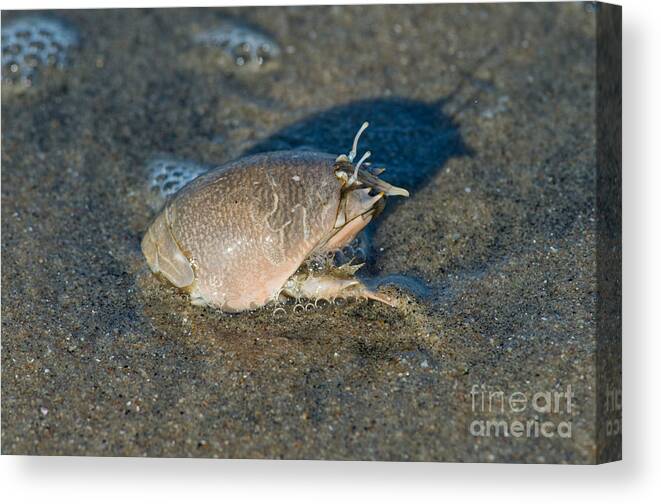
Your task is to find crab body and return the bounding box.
[141,124,408,312]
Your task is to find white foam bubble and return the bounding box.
[146,156,212,208]
[193,21,281,71]
[2,16,79,87]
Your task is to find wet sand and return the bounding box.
[2,4,600,462]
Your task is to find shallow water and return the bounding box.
[2,4,600,462]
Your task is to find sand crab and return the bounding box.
[141,122,409,312]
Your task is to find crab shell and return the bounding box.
[141,150,406,312]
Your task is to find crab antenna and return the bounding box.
[348,150,371,186]
[355,150,371,171]
[348,121,369,162]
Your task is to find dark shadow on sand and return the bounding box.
[246,96,471,195]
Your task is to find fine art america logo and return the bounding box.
[469,384,575,439]
[605,383,622,436]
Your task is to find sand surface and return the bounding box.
[2,4,600,462]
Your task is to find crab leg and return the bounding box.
[357,169,410,197]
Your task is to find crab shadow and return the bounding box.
[246,96,471,198]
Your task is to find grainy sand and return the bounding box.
[2,4,600,462]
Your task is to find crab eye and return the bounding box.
[335,170,349,184]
